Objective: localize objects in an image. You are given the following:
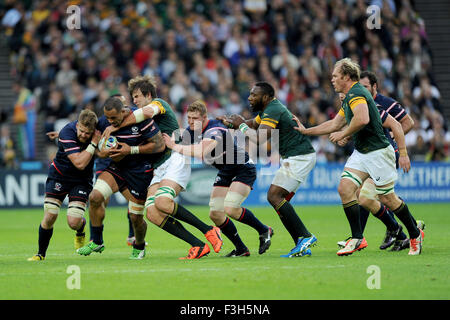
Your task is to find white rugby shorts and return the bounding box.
[150,151,191,190]
[271,152,316,193]
[344,145,397,186]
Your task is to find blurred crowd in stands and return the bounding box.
[0,0,448,168]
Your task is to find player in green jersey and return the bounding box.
[220,81,317,258]
[294,58,424,256]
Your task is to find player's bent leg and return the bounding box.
[378,190,423,255]
[336,169,368,256]
[210,187,249,257]
[28,197,61,261]
[225,182,272,254]
[66,201,87,250]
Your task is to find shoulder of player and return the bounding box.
[375,94,402,111]
[58,121,78,141]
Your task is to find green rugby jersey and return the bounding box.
[255,99,315,158]
[338,82,389,153]
[147,98,179,168]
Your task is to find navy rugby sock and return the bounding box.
[237,208,268,235]
[359,206,370,232]
[91,225,104,245]
[38,224,53,257]
[218,217,247,252]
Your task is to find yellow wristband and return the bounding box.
[399,149,408,156]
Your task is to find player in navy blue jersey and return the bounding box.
[163,100,273,257]
[28,110,100,261]
[77,96,165,259]
[94,94,135,246]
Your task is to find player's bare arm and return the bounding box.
[383,114,411,173]
[162,133,218,159]
[400,114,414,134]
[293,113,346,137]
[67,129,101,170]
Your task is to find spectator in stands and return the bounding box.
[1,0,446,164]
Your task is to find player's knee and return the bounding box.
[209,210,224,224]
[154,186,176,214]
[338,181,356,201]
[89,190,105,207]
[154,196,174,214]
[267,192,282,208]
[67,216,83,230]
[224,206,241,219]
[42,212,58,228]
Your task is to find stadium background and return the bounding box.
[0,0,449,208]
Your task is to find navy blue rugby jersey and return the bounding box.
[186,119,249,170]
[375,93,407,154]
[49,121,95,183]
[97,107,160,170]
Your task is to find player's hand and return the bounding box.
[109,142,127,161]
[102,125,118,142]
[229,114,245,128]
[337,136,350,147]
[292,115,306,133]
[329,131,346,144]
[399,155,411,173]
[216,115,234,129]
[162,133,175,149]
[91,130,101,145]
[46,131,59,140]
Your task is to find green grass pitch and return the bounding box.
[0,203,448,300]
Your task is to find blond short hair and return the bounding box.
[335,58,360,81]
[187,100,208,116]
[78,109,98,130]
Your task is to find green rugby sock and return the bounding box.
[160,216,204,247]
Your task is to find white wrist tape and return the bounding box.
[86,144,96,155]
[239,123,249,134]
[149,103,160,116]
[130,146,140,154]
[133,108,145,123]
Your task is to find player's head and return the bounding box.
[76,109,98,143]
[110,93,127,106]
[248,81,275,112]
[103,96,126,127]
[128,75,158,108]
[332,58,360,93]
[359,71,378,97]
[187,100,208,131]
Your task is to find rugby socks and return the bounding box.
[91,225,104,245]
[275,199,311,242]
[359,206,370,232]
[76,217,86,237]
[160,216,204,247]
[218,217,247,251]
[392,202,420,239]
[172,203,211,234]
[343,200,363,239]
[38,224,53,257]
[127,211,134,238]
[237,208,268,235]
[373,205,399,232]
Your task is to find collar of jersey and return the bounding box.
[202,119,210,133]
